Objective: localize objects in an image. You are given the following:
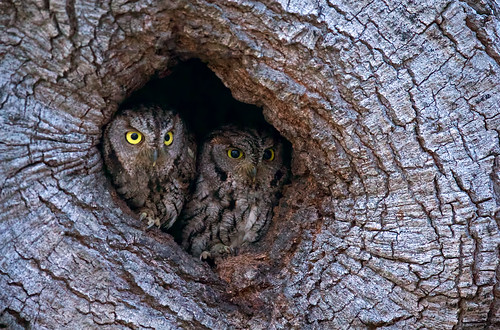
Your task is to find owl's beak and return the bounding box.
[151,149,158,167]
[247,165,257,182]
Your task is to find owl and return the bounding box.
[103,104,196,229]
[181,125,289,260]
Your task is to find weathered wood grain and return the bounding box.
[1,0,499,328]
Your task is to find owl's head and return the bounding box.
[203,125,286,187]
[104,105,192,173]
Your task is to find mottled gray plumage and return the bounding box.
[182,125,288,259]
[103,105,196,229]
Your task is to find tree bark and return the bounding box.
[1,0,499,328]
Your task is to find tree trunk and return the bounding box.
[1,0,499,328]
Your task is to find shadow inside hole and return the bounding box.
[121,58,268,141]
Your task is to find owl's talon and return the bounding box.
[200,251,211,260]
[146,218,155,229]
[146,217,161,229]
[139,209,161,229]
[211,243,233,258]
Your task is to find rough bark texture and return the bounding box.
[1,0,499,328]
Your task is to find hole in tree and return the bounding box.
[115,59,292,256]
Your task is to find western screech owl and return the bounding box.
[181,125,288,260]
[103,104,196,229]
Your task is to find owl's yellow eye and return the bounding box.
[126,131,142,145]
[227,148,244,159]
[263,148,275,161]
[164,131,174,146]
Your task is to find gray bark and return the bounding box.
[1,0,499,328]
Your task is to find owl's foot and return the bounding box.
[200,251,212,261]
[139,210,161,229]
[200,243,233,261]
